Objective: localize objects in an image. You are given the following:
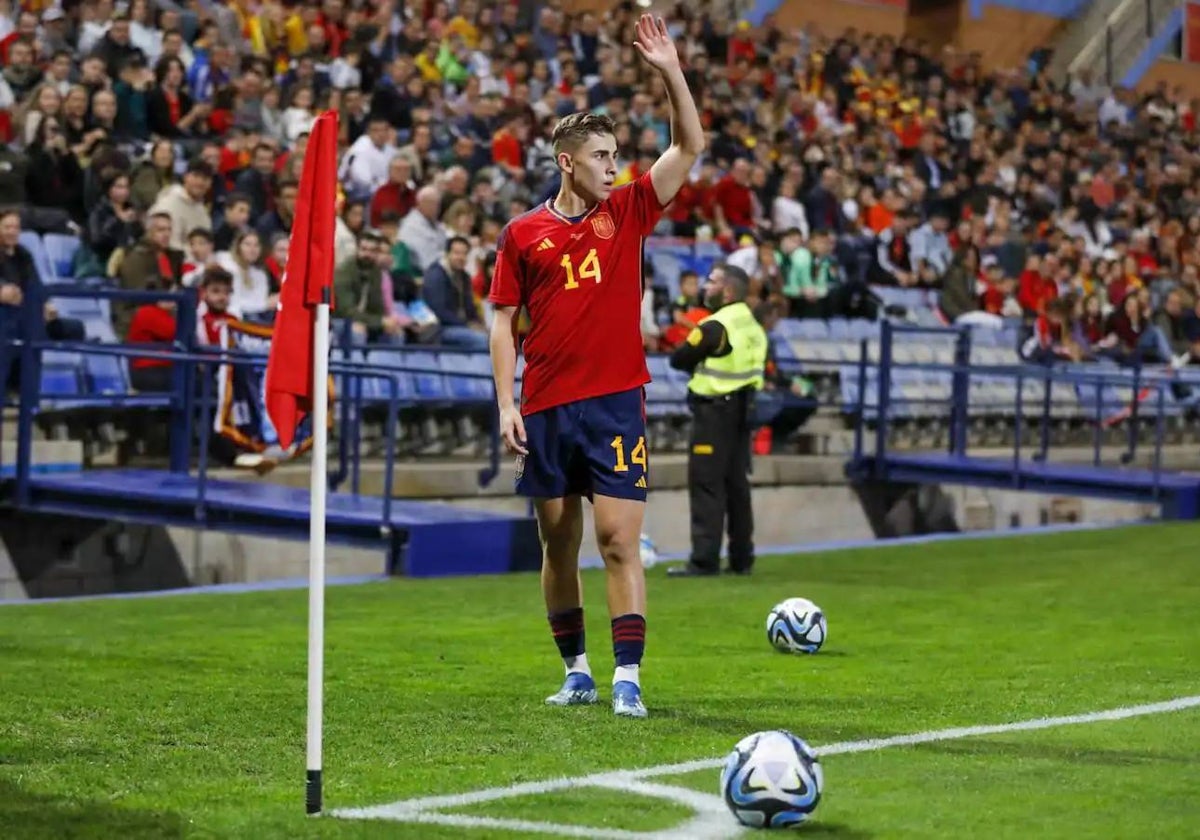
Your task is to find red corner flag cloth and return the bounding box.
[265,110,339,448]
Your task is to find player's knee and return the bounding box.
[595,525,640,568]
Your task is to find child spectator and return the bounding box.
[662,270,707,349]
[182,229,214,287]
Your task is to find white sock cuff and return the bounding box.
[565,652,591,676]
[613,664,640,686]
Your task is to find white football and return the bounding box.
[720,729,823,829]
[766,597,827,654]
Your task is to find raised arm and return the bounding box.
[635,15,705,208]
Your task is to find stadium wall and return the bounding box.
[0,465,1155,599]
[1139,58,1200,95]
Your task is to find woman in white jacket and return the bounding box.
[216,230,275,318]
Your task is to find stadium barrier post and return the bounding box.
[853,338,868,463]
[874,321,892,477]
[351,371,363,495]
[306,289,331,816]
[381,374,398,555]
[1092,373,1103,467]
[169,292,197,473]
[1152,384,1165,494]
[14,288,41,507]
[1036,367,1052,461]
[1122,354,1143,465]
[1013,370,1024,482]
[195,356,213,523]
[331,319,353,492]
[950,328,971,457]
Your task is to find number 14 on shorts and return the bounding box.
[611,435,648,488]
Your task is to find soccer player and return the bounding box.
[488,14,703,718]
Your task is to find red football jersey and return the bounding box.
[489,172,664,415]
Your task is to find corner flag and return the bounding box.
[263,108,339,816]
[265,109,338,449]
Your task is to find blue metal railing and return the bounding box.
[855,322,1177,497]
[2,285,505,530]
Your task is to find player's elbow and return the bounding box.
[674,136,705,158]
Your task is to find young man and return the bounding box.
[488,14,703,719]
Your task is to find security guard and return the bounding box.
[666,263,768,577]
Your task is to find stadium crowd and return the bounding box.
[2,0,1200,386]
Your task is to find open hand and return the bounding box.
[498,405,528,456]
[633,14,679,73]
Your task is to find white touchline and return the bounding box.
[333,694,1200,838]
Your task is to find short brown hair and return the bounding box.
[552,112,615,156]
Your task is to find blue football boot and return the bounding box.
[612,680,648,718]
[545,672,598,706]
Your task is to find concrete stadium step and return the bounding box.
[0,440,82,476]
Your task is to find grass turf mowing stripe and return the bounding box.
[334,693,1200,826]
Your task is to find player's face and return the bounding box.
[562,133,618,203]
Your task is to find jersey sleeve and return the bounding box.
[487,223,524,307]
[612,171,667,237]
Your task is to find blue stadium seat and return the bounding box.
[82,316,118,343]
[19,232,56,284]
[438,352,492,402]
[793,319,829,340]
[644,355,677,417]
[43,234,81,280]
[40,351,83,396]
[372,350,446,401]
[83,354,128,395]
[827,318,852,340]
[649,251,682,299]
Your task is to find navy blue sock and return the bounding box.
[611,613,646,667]
[548,608,585,666]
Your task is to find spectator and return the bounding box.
[127,284,177,392]
[870,209,917,286]
[804,167,844,235]
[662,271,707,348]
[771,178,809,240]
[711,158,756,239]
[0,209,86,393]
[182,229,215,284]
[339,114,396,200]
[86,170,141,268]
[397,185,446,273]
[196,266,235,346]
[25,114,85,222]
[264,233,288,289]
[370,155,417,229]
[147,55,208,138]
[1018,254,1059,318]
[255,178,297,243]
[910,208,954,286]
[150,160,213,257]
[116,211,184,335]
[233,143,279,219]
[130,140,177,211]
[281,85,316,144]
[422,236,487,349]
[1152,288,1192,367]
[216,229,272,318]
[333,230,404,344]
[213,193,252,252]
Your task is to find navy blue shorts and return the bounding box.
[516,387,648,501]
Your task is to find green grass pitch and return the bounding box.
[1,523,1198,838]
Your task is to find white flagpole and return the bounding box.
[306,290,330,815]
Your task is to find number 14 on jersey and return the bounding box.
[562,249,602,290]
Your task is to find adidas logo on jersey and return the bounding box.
[536,238,555,251]
[635,476,647,489]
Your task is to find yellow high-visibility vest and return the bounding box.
[687,301,768,397]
